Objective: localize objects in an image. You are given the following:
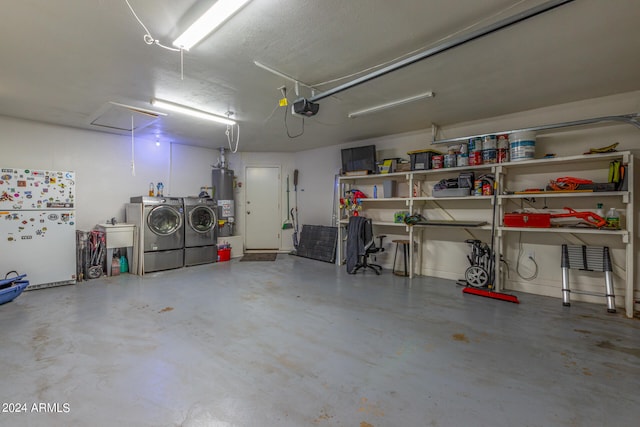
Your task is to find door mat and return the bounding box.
[240,253,278,262]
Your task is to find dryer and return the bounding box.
[127,196,184,273]
[183,196,218,266]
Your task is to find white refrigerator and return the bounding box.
[0,168,76,290]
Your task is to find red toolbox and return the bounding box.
[503,213,551,228]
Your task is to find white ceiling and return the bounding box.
[1,0,639,152]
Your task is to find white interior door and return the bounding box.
[245,166,280,250]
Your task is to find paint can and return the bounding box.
[482,182,492,196]
[457,154,469,167]
[474,180,483,196]
[469,137,482,153]
[497,134,510,163]
[469,150,483,166]
[509,131,537,162]
[482,135,497,150]
[482,149,497,164]
[444,154,457,168]
[432,155,443,169]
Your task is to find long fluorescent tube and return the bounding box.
[151,99,236,126]
[173,0,253,50]
[348,91,435,118]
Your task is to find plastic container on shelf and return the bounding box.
[509,131,537,161]
[605,208,620,229]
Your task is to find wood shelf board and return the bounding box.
[414,195,493,201]
[499,226,627,235]
[499,191,628,199]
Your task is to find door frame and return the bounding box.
[243,165,281,250]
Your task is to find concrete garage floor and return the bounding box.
[1,255,638,427]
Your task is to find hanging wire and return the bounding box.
[130,116,136,176]
[284,108,305,139]
[124,0,184,79]
[278,86,304,138]
[516,232,538,280]
[124,0,181,52]
[225,112,240,153]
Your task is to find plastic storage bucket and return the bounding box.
[217,248,231,262]
[509,131,536,162]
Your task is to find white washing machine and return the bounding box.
[127,196,184,273]
[183,196,218,266]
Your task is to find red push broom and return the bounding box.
[461,178,519,304]
[462,286,519,303]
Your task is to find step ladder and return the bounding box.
[561,244,616,313]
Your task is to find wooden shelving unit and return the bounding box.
[337,150,636,318]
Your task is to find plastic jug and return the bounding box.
[120,256,128,273]
[149,182,155,196]
[605,208,620,229]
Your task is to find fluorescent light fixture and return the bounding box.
[151,99,236,126]
[348,91,435,118]
[173,0,253,50]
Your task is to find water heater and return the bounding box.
[212,148,235,237]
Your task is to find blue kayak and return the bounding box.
[0,274,29,305]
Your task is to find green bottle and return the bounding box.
[605,208,620,229]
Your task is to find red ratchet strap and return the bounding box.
[548,176,593,191]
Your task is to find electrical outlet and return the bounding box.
[528,251,535,260]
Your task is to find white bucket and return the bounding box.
[509,131,536,162]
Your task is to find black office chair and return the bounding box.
[347,217,386,275]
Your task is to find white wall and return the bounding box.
[0,116,220,230]
[296,90,640,310]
